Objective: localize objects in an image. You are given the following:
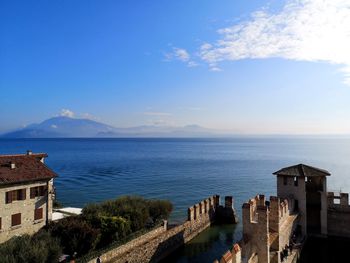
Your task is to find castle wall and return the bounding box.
[327,192,350,238]
[88,195,236,263]
[216,194,299,263]
[241,195,270,263]
[277,176,307,235]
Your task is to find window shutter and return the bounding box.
[34,208,43,220]
[5,192,12,204]
[17,190,21,200]
[38,186,47,196]
[11,213,21,226]
[11,191,17,202]
[30,188,35,198]
[43,185,48,195]
[22,189,26,200]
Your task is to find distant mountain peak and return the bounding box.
[1,117,220,138]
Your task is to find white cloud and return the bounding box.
[51,124,58,129]
[173,48,190,62]
[210,66,222,72]
[164,47,190,62]
[60,109,75,118]
[198,0,350,84]
[187,61,199,67]
[164,47,199,68]
[164,47,199,67]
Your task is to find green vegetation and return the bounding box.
[48,216,100,256]
[0,231,61,263]
[0,196,172,261]
[51,195,172,258]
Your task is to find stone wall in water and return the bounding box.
[87,195,238,263]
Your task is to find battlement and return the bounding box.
[187,195,219,221]
[187,195,238,222]
[327,192,350,209]
[242,195,292,227]
[213,243,241,263]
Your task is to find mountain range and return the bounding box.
[1,117,223,138]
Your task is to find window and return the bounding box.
[294,200,299,212]
[294,177,298,186]
[5,189,26,204]
[0,217,2,230]
[30,186,47,199]
[11,213,21,227]
[283,177,288,185]
[34,208,43,220]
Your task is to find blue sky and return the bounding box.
[1,0,350,134]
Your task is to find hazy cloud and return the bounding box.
[81,113,100,121]
[143,111,172,116]
[164,47,198,67]
[198,0,350,84]
[187,61,199,67]
[179,107,203,111]
[173,48,190,62]
[60,109,75,118]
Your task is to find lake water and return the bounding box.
[1,138,350,262]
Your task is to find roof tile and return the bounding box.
[0,153,57,185]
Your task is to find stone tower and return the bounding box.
[273,164,330,236]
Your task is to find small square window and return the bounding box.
[34,208,43,220]
[294,177,298,186]
[11,213,21,227]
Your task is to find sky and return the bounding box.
[1,0,350,134]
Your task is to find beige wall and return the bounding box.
[0,180,53,243]
[277,176,307,235]
[241,195,299,263]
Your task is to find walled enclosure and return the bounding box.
[215,164,350,263]
[87,195,238,263]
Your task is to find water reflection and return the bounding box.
[164,224,241,263]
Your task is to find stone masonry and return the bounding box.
[214,164,350,263]
[87,195,238,263]
[0,152,56,243]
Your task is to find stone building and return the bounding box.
[215,163,350,263]
[0,151,56,243]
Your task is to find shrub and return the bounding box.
[83,195,172,231]
[47,216,100,256]
[0,231,61,263]
[99,215,131,245]
[148,200,173,223]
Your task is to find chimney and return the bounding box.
[10,162,16,169]
[27,150,33,155]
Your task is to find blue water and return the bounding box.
[1,138,350,262]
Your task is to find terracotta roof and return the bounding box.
[0,153,57,185]
[273,164,330,177]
